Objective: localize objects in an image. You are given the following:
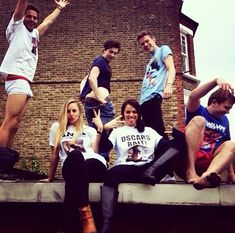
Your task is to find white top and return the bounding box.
[109,125,162,166]
[0,17,39,82]
[49,122,107,167]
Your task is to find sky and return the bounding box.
[182,0,235,139]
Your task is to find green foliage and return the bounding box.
[20,157,47,175]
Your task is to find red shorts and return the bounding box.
[195,150,213,175]
[174,127,213,176]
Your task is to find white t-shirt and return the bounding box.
[49,122,107,167]
[0,17,39,82]
[109,125,162,166]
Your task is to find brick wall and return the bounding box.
[0,0,185,173]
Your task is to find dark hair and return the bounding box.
[103,40,121,53]
[207,89,235,106]
[137,30,154,41]
[121,99,145,132]
[25,3,40,15]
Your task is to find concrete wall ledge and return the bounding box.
[0,181,235,206]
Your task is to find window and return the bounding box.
[183,89,191,106]
[180,33,189,73]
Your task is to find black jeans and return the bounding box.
[103,164,149,189]
[103,136,187,190]
[62,150,106,231]
[141,94,167,138]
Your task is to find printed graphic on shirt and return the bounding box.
[126,145,149,162]
[186,104,230,154]
[206,121,226,133]
[145,58,159,86]
[121,134,150,147]
[201,128,223,152]
[62,131,87,153]
[118,133,155,162]
[31,37,38,55]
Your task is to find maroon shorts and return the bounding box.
[195,150,213,175]
[174,127,213,177]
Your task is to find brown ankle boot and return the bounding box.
[79,205,97,233]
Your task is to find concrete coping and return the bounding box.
[0,181,235,206]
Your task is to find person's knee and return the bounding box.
[186,116,206,131]
[69,150,85,163]
[1,116,21,133]
[223,141,235,154]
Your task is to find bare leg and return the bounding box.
[0,94,29,148]
[227,164,235,183]
[194,141,235,189]
[184,116,206,183]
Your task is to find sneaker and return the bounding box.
[160,174,176,183]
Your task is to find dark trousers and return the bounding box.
[141,95,167,138]
[62,150,106,232]
[103,164,149,189]
[103,136,187,189]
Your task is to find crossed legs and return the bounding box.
[185,115,235,189]
[193,141,235,189]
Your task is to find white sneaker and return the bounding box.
[160,174,176,183]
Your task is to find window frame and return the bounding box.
[180,32,189,73]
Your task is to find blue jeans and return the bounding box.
[84,98,115,161]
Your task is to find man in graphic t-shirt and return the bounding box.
[137,30,176,138]
[183,78,235,190]
[0,0,69,152]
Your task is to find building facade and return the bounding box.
[0,0,198,173]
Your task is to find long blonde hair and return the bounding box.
[54,98,84,150]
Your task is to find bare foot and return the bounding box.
[227,174,235,184]
[193,175,211,190]
[185,171,200,184]
[193,172,221,190]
